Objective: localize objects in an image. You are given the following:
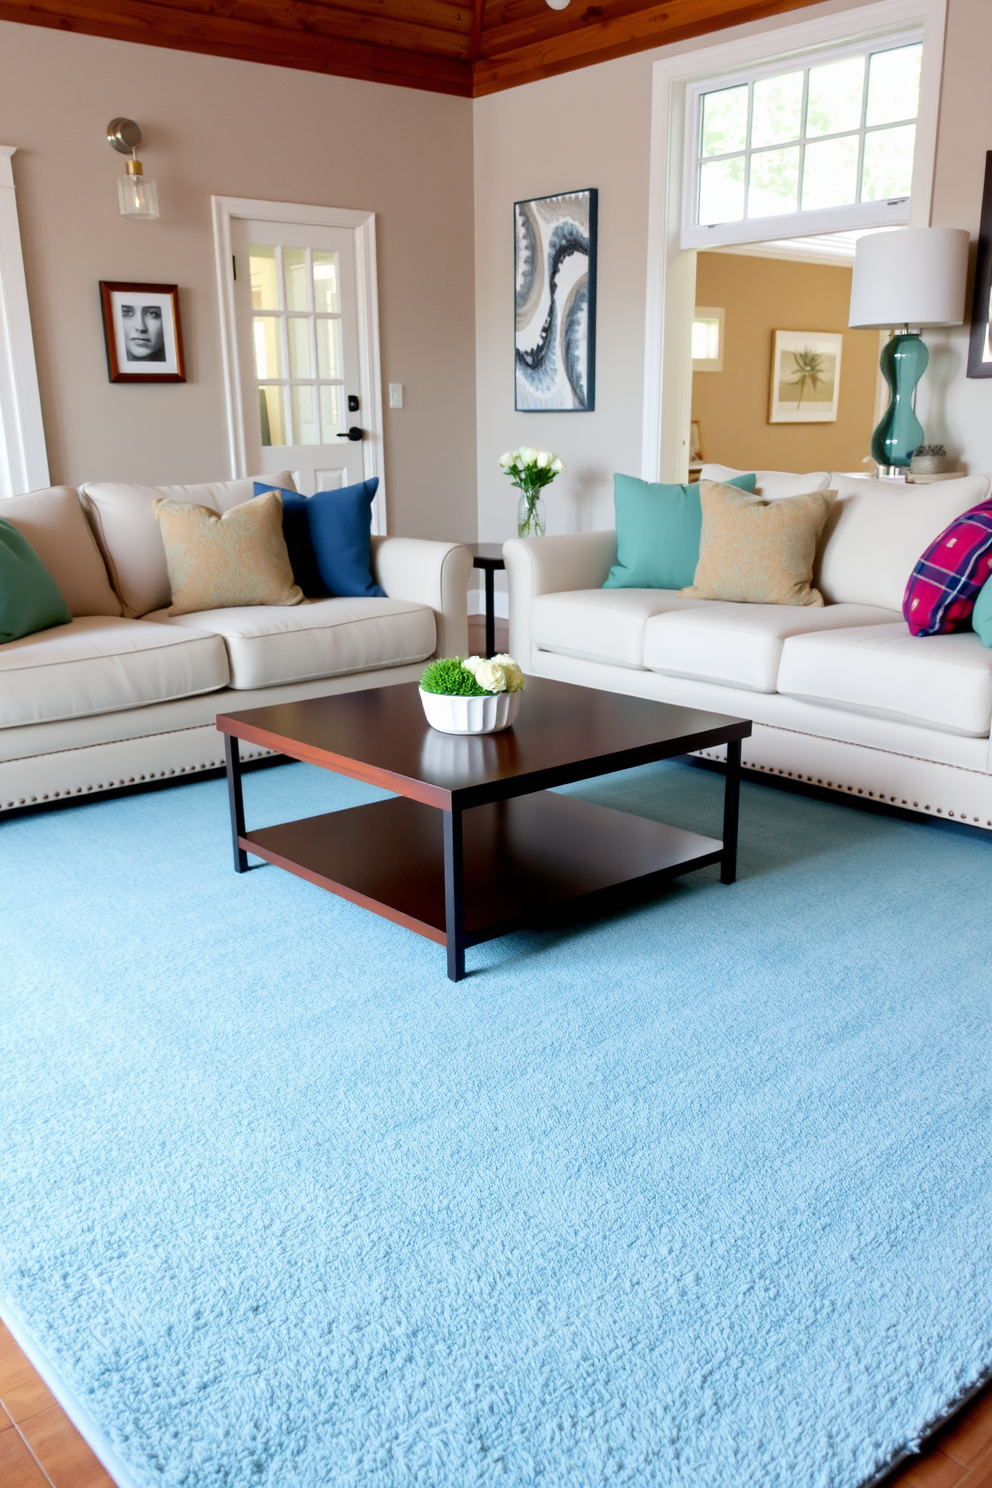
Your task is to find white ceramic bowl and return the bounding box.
[419,688,521,735]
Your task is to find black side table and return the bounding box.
[469,543,506,658]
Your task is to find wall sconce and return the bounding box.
[107,118,159,220]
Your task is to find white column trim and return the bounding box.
[211,195,387,534]
[641,0,948,484]
[0,146,50,497]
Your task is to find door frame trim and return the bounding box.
[212,195,386,533]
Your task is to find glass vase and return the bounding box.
[517,491,545,538]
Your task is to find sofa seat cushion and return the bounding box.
[643,602,899,693]
[0,616,229,730]
[777,623,992,736]
[152,597,437,689]
[532,588,709,669]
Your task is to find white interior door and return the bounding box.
[231,218,372,499]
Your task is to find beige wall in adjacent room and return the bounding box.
[691,252,878,474]
[0,21,477,539]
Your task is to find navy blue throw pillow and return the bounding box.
[254,480,385,599]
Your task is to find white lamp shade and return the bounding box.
[849,227,970,328]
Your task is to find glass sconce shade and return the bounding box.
[870,331,928,468]
[117,160,159,220]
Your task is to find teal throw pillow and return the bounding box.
[604,472,757,591]
[0,517,72,644]
[972,572,992,647]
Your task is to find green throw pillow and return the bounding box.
[604,471,757,591]
[0,518,71,643]
[973,572,992,647]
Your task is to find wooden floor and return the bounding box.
[2,611,988,1488]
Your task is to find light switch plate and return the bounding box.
[388,383,404,409]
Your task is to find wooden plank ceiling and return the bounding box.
[0,0,823,96]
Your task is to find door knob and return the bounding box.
[337,427,364,441]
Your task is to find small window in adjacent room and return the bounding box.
[692,307,725,371]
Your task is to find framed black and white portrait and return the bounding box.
[100,281,186,383]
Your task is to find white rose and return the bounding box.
[462,655,484,677]
[475,659,508,693]
[519,446,538,465]
[550,458,564,474]
[536,451,550,468]
[498,451,514,468]
[490,654,524,691]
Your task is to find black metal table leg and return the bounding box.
[721,739,741,885]
[484,567,496,659]
[224,734,249,873]
[443,806,466,980]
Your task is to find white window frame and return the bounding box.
[0,147,49,498]
[692,307,725,371]
[682,28,924,249]
[212,195,386,533]
[641,0,947,485]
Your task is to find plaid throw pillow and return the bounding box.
[903,500,992,636]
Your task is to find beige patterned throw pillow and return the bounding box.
[682,480,836,607]
[152,490,303,615]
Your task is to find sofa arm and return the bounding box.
[371,536,473,659]
[504,532,617,671]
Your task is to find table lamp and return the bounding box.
[849,227,969,473]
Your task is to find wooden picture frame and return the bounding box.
[768,330,842,423]
[967,151,992,378]
[99,281,186,383]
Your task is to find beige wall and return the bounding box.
[691,252,878,473]
[0,21,477,539]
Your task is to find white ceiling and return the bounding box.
[707,227,894,267]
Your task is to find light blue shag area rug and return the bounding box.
[1,759,991,1488]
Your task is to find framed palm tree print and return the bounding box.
[769,330,843,423]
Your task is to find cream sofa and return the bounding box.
[505,467,992,831]
[0,475,472,812]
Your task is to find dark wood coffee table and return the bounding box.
[217,679,751,981]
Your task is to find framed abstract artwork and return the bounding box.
[99,281,186,383]
[968,151,992,378]
[514,189,597,411]
[768,330,842,423]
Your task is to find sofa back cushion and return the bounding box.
[81,473,295,617]
[0,486,122,617]
[700,464,831,499]
[817,474,992,611]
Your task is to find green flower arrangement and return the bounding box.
[420,655,525,696]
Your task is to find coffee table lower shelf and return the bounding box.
[240,789,723,954]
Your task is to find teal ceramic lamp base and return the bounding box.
[870,332,928,469]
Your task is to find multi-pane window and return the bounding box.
[685,38,922,244]
[249,244,345,447]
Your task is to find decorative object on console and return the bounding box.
[902,499,992,636]
[254,479,384,598]
[514,190,597,411]
[419,654,524,734]
[768,331,842,424]
[152,489,303,616]
[910,445,952,477]
[106,118,159,220]
[683,480,835,607]
[849,228,969,469]
[604,471,755,591]
[100,282,185,383]
[0,518,71,644]
[967,151,992,379]
[499,447,565,538]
